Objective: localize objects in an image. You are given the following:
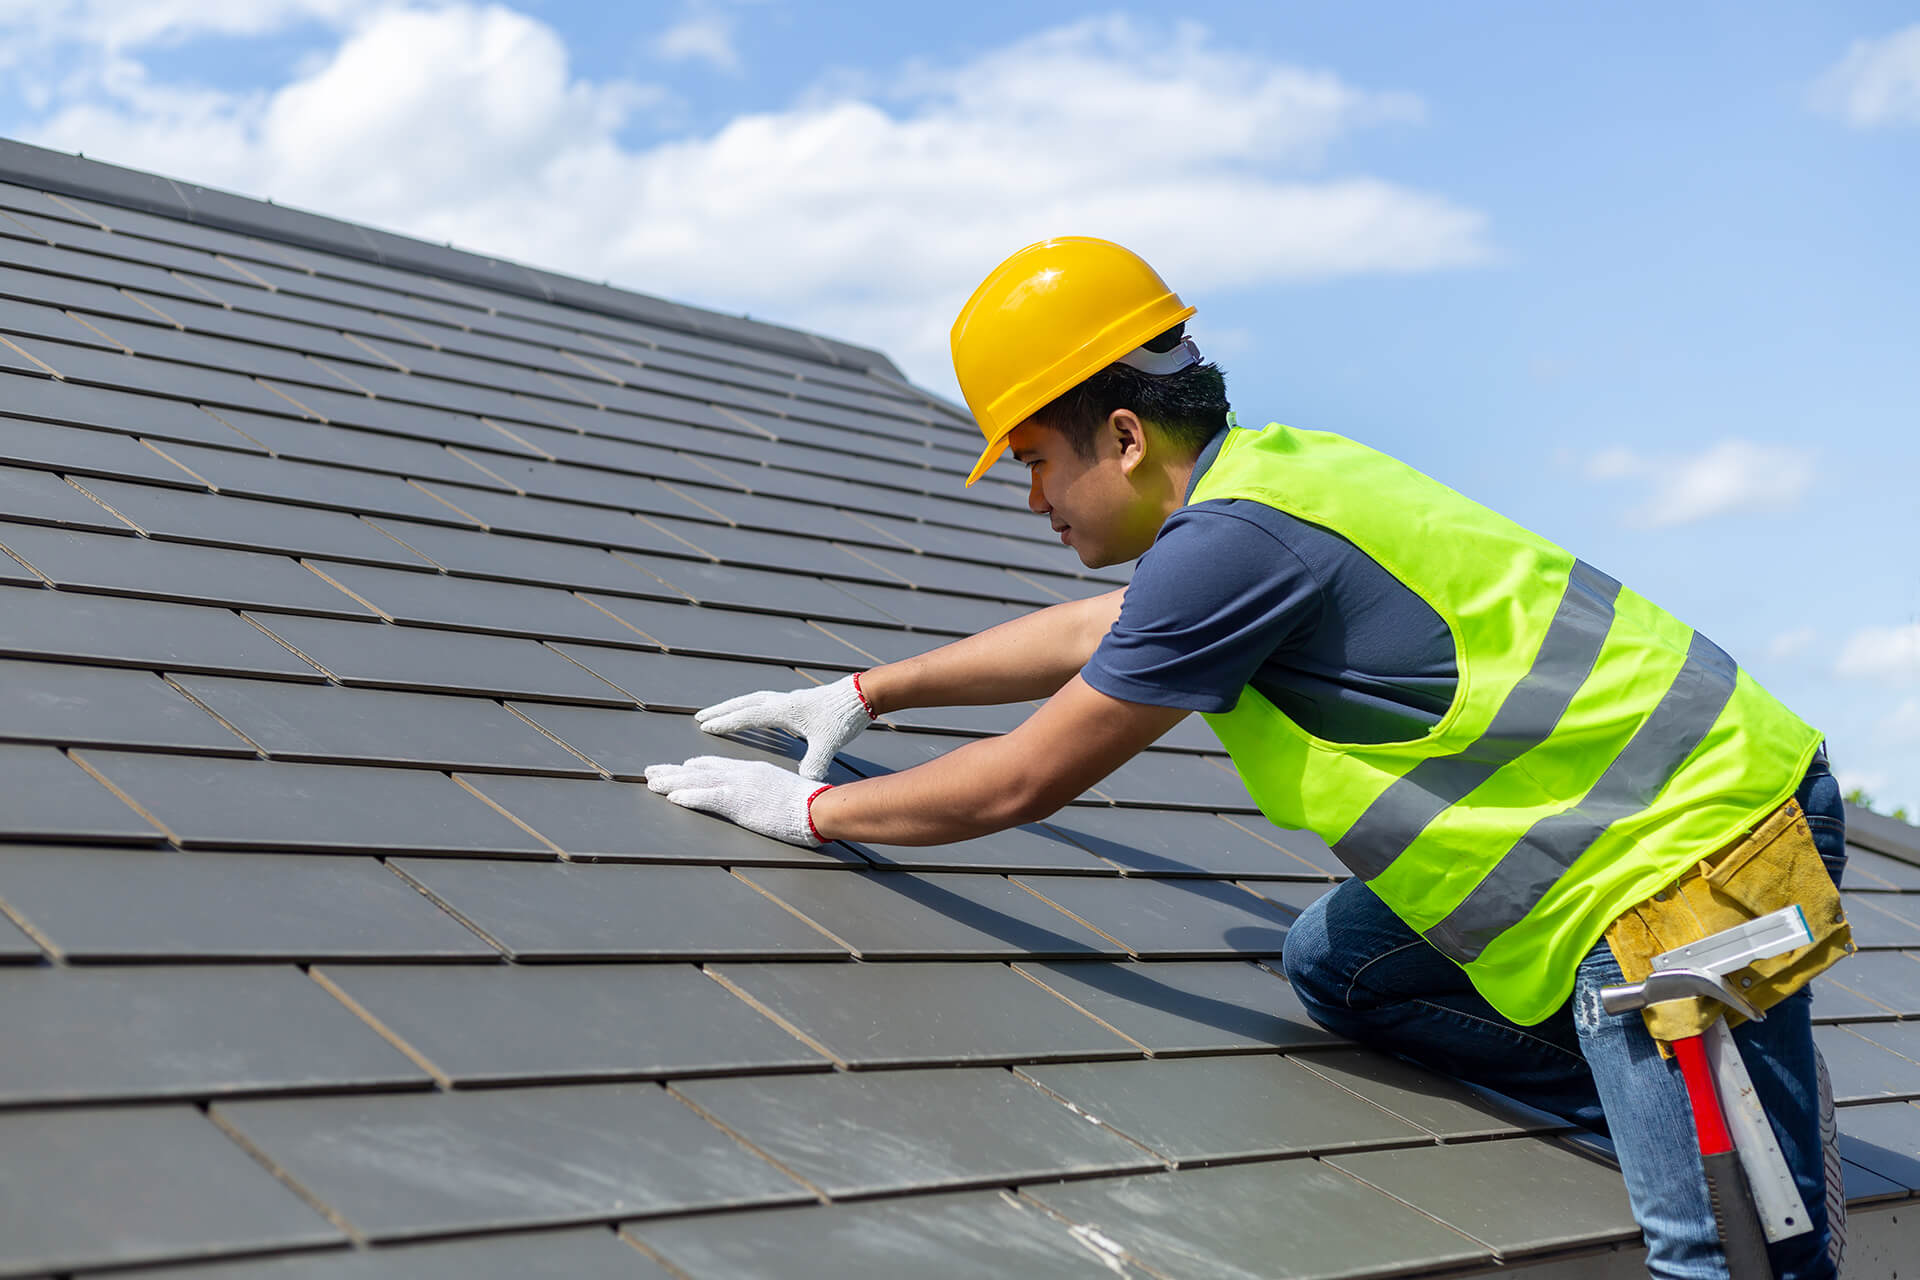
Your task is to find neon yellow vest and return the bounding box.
[1192,424,1822,1024]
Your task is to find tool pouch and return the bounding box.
[1605,799,1853,1047]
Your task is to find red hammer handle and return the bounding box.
[1673,1033,1773,1277]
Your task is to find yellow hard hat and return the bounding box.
[950,237,1196,486]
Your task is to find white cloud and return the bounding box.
[8,5,1490,388]
[655,11,739,73]
[1811,23,1920,127]
[1585,439,1813,528]
[1837,622,1920,683]
[1768,626,1817,661]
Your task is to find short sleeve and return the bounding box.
[1082,501,1323,713]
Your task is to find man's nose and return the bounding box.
[1026,473,1047,515]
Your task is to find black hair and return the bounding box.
[1029,324,1230,461]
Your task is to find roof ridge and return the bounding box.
[0,137,908,384]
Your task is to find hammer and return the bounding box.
[1600,905,1818,1280]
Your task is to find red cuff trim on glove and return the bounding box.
[852,672,877,721]
[804,785,833,845]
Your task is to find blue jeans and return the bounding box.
[1282,758,1846,1280]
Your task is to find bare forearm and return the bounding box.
[858,588,1125,714]
[811,736,1031,845]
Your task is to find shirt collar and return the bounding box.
[1183,424,1231,503]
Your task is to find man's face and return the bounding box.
[1006,417,1158,568]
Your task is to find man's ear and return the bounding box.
[1109,409,1148,476]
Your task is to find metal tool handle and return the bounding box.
[1701,1150,1775,1279]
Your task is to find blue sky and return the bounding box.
[3,1,1916,810]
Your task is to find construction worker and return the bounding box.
[645,238,1851,1280]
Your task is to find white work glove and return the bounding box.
[694,673,875,781]
[643,756,828,847]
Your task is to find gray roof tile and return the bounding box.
[1326,1138,1639,1257]
[706,961,1139,1069]
[244,614,630,705]
[167,675,599,775]
[1018,1055,1427,1166]
[0,462,132,531]
[0,964,428,1105]
[1022,1161,1491,1280]
[313,962,827,1086]
[128,1227,675,1280]
[1013,960,1342,1056]
[388,858,849,961]
[0,520,377,617]
[0,586,325,680]
[0,846,495,962]
[0,742,161,842]
[1014,876,1295,959]
[72,750,552,854]
[630,1188,1141,1280]
[0,1105,341,1274]
[674,1066,1161,1198]
[734,868,1127,960]
[213,1084,810,1240]
[0,658,247,756]
[77,477,439,567]
[0,412,211,484]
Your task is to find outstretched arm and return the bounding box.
[648,673,1189,848]
[858,586,1127,714]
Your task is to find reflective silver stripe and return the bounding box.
[1423,630,1740,963]
[1334,560,1622,879]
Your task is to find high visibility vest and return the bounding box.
[1192,424,1822,1025]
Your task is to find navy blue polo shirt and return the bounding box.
[1082,427,1460,745]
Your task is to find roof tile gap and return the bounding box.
[1007,964,1156,1057]
[377,313,438,349]
[167,269,238,307]
[383,858,522,951]
[537,369,607,409]
[204,1104,366,1245]
[0,541,53,583]
[403,477,497,523]
[306,965,454,1089]
[0,891,64,962]
[497,704,615,780]
[121,288,185,327]
[558,350,626,386]
[699,965,849,1068]
[652,482,737,527]
[569,592,669,648]
[835,518,925,554]
[612,1229,693,1279]
[714,404,779,441]
[472,421,559,458]
[40,191,110,228]
[251,378,327,420]
[629,516,720,563]
[298,560,396,619]
[0,208,51,241]
[238,614,335,678]
[340,331,410,373]
[62,308,134,353]
[64,747,184,841]
[726,869,863,956]
[661,1082,834,1203]
[1004,886,1138,957]
[307,355,376,397]
[213,254,274,291]
[0,332,60,376]
[825,544,920,589]
[56,475,142,532]
[160,673,273,754]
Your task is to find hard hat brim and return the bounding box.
[964,433,1011,487]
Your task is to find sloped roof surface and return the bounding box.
[0,141,1915,1279]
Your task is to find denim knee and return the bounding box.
[1280,890,1341,1009]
